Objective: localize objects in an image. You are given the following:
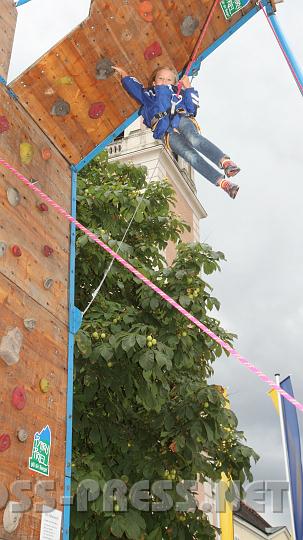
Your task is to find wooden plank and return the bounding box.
[0,274,67,539]
[0,0,17,80]
[11,0,259,165]
[0,85,71,324]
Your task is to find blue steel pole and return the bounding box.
[265,4,303,96]
[62,166,82,540]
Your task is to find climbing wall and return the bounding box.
[0,0,17,81]
[0,77,71,540]
[10,0,264,165]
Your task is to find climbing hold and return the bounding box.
[45,87,55,96]
[11,245,22,257]
[17,428,28,443]
[181,15,199,37]
[3,501,22,533]
[0,327,23,366]
[138,1,153,22]
[121,29,132,41]
[0,242,7,257]
[0,484,9,510]
[43,245,53,257]
[37,202,48,212]
[96,58,114,80]
[56,76,74,85]
[0,116,9,134]
[44,277,54,290]
[23,319,36,331]
[41,147,52,161]
[0,434,11,453]
[6,187,21,207]
[12,386,26,411]
[144,42,162,60]
[20,142,34,165]
[40,378,50,393]
[51,99,70,117]
[88,102,105,119]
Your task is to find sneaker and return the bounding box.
[221,158,240,178]
[219,179,239,199]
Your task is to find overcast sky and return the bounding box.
[8,0,303,531]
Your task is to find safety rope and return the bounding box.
[257,0,303,94]
[82,154,162,316]
[176,0,221,96]
[1,156,303,414]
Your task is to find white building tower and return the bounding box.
[107,118,206,263]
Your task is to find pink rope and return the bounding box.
[176,0,220,96]
[0,156,302,413]
[258,0,303,94]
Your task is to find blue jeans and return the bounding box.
[166,116,226,185]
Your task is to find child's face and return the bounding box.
[153,69,176,86]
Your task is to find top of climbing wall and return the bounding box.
[10,0,281,166]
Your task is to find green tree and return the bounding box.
[71,153,258,539]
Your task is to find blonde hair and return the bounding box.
[148,66,178,87]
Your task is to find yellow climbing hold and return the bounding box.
[20,142,34,165]
[57,76,74,85]
[39,378,50,393]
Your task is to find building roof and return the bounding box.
[234,501,271,532]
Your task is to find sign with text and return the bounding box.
[40,507,62,540]
[220,0,250,19]
[29,425,51,476]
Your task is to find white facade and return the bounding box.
[234,516,290,540]
[107,118,206,261]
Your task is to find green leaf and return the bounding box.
[121,335,136,352]
[147,527,162,540]
[136,335,147,348]
[110,516,124,538]
[138,350,154,370]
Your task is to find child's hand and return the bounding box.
[180,75,191,89]
[112,66,128,78]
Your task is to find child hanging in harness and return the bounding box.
[113,65,240,199]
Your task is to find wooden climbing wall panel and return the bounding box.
[11,0,258,165]
[0,82,70,538]
[0,0,17,81]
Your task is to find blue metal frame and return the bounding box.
[265,3,303,96]
[62,166,82,540]
[75,110,139,172]
[15,0,32,6]
[75,3,260,172]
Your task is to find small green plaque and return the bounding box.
[220,0,250,19]
[28,425,51,477]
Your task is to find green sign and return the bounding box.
[28,425,51,477]
[220,0,250,19]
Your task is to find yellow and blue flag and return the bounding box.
[269,377,303,540]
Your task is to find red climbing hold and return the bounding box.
[12,386,26,410]
[89,102,105,119]
[0,434,11,453]
[144,42,162,61]
[12,245,22,257]
[37,202,48,212]
[138,1,153,22]
[41,147,52,161]
[0,116,9,134]
[43,245,53,257]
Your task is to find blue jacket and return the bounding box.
[121,76,199,139]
